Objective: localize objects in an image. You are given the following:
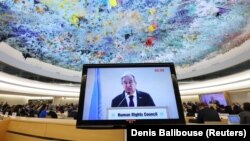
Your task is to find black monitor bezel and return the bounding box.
[76,63,185,129]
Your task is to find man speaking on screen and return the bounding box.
[111,72,155,107]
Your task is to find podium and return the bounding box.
[107,107,168,119]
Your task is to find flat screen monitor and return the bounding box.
[228,115,240,124]
[200,93,228,107]
[77,63,185,129]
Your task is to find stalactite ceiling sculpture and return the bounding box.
[0,0,250,71]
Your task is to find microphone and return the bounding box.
[117,96,126,107]
[117,92,129,107]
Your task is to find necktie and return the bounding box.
[129,95,134,107]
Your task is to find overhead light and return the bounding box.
[179,70,250,95]
[0,71,80,96]
[0,67,249,97]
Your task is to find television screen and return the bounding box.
[77,63,185,128]
[200,93,228,106]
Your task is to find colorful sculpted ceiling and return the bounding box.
[0,0,250,71]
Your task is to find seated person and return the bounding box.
[196,102,221,123]
[39,108,47,118]
[47,106,58,119]
[239,102,250,124]
[186,108,195,117]
[38,104,47,118]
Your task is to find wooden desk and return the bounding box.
[0,118,9,141]
[185,116,228,124]
[4,117,125,141]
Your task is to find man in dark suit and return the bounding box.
[196,102,221,123]
[111,72,155,107]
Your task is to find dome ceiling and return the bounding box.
[0,0,250,71]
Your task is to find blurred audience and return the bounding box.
[0,101,78,120]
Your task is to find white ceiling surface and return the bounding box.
[179,70,250,95]
[0,71,80,97]
[0,42,81,82]
[0,69,249,97]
